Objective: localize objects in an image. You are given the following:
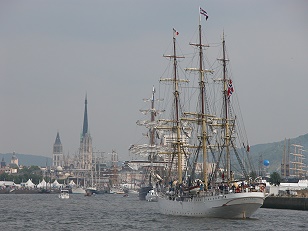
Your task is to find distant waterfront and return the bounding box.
[0,193,307,231]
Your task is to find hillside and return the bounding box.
[0,153,52,167]
[249,133,308,173]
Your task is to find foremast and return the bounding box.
[171,28,183,184]
[160,29,186,184]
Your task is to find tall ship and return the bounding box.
[129,87,166,200]
[155,8,265,218]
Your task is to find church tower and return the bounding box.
[11,151,18,166]
[79,95,93,170]
[53,131,63,167]
[1,157,6,168]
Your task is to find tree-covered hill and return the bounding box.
[249,133,308,173]
[0,153,52,167]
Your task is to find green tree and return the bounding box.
[0,166,43,184]
[0,172,10,181]
[269,171,281,186]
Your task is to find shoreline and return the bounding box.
[0,188,60,194]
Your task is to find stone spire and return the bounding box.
[54,131,62,146]
[82,94,88,137]
[79,94,92,170]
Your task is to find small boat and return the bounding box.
[59,189,69,199]
[138,186,153,200]
[84,191,93,196]
[71,187,86,194]
[145,189,158,202]
[85,187,96,195]
[84,187,96,196]
[116,190,125,194]
[128,189,139,194]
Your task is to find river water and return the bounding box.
[0,193,306,231]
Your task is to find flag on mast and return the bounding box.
[173,28,179,36]
[227,79,234,98]
[200,7,209,20]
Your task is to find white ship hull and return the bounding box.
[157,191,265,218]
[72,187,86,194]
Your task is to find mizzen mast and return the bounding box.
[222,34,231,184]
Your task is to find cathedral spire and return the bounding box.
[82,94,88,137]
[79,93,92,170]
[55,131,62,145]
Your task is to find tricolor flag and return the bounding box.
[173,28,179,36]
[200,7,208,20]
[227,79,234,98]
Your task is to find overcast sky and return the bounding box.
[0,0,307,161]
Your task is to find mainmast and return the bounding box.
[149,86,156,163]
[132,86,164,159]
[149,86,156,159]
[222,34,231,184]
[198,22,208,189]
[187,20,211,189]
[130,86,165,189]
[149,86,157,186]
